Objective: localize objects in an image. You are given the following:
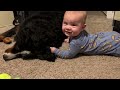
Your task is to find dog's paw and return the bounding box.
[3,37,13,44]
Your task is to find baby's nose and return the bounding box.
[66,26,72,30]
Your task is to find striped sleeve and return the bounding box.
[53,41,81,59]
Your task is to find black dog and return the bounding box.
[2,11,67,62]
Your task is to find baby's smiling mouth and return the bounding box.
[64,30,73,36]
[65,31,72,36]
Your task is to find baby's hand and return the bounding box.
[64,37,69,43]
[50,47,57,53]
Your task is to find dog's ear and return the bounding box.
[13,15,23,26]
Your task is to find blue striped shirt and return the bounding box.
[54,30,120,59]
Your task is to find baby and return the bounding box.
[50,11,120,59]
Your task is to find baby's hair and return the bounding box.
[79,11,87,24]
[64,11,87,24]
[72,11,87,24]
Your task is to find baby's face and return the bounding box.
[62,14,86,37]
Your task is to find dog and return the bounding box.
[2,11,67,62]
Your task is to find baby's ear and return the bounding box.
[82,24,86,28]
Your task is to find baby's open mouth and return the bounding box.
[65,31,73,36]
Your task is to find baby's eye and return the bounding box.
[72,24,77,26]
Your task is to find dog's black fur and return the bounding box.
[3,11,67,62]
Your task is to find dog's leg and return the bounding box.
[3,46,18,61]
[21,51,56,62]
[37,47,56,62]
[0,26,17,44]
[3,42,23,61]
[42,53,56,62]
[21,47,56,62]
[21,52,37,60]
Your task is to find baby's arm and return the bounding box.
[50,42,80,59]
